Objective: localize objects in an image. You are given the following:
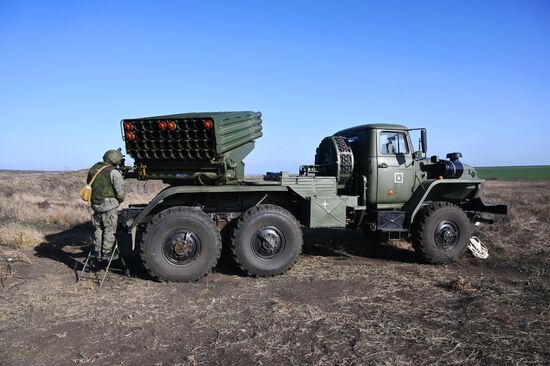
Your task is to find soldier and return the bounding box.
[88,149,125,260]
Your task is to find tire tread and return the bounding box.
[140,207,221,282]
[411,201,470,264]
[230,204,302,277]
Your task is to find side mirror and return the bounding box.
[413,151,423,160]
[421,129,428,154]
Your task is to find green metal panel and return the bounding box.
[212,112,263,154]
[307,197,347,228]
[281,176,338,199]
[375,129,416,206]
[343,195,359,208]
[402,179,483,226]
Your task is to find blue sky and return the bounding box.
[0,0,549,172]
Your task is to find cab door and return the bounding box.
[376,130,415,207]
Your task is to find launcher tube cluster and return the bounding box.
[121,111,262,184]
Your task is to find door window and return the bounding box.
[380,131,409,155]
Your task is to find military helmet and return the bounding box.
[103,149,124,165]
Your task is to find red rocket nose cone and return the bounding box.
[203,119,213,130]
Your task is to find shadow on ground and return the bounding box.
[33,223,420,281]
[302,227,419,263]
[33,222,150,280]
[34,222,93,266]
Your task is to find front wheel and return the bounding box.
[231,204,303,277]
[140,207,222,281]
[410,202,471,264]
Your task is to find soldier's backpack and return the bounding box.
[80,165,109,203]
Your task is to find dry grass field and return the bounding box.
[0,171,548,365]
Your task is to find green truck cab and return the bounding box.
[118,112,507,281]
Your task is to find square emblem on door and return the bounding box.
[394,172,404,183]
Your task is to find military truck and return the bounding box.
[118,111,507,281]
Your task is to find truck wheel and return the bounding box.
[140,207,222,281]
[411,202,471,264]
[231,204,303,277]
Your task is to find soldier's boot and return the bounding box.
[89,248,105,267]
[99,242,129,289]
[78,243,128,288]
[101,249,119,262]
[78,250,100,282]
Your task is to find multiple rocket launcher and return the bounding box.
[121,111,263,184]
[124,117,217,161]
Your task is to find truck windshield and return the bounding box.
[380,131,408,155]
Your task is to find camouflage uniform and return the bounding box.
[88,150,125,257]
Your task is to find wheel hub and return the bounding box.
[252,226,285,259]
[163,230,201,265]
[173,239,192,257]
[434,220,459,249]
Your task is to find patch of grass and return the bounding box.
[0,222,44,249]
[476,165,550,180]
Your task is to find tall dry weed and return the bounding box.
[0,222,44,249]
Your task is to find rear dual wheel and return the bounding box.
[140,207,221,281]
[230,204,303,276]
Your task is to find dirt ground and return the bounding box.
[0,177,549,365]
